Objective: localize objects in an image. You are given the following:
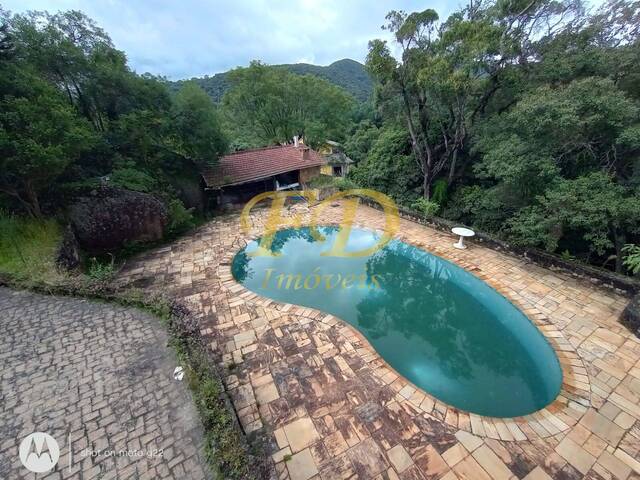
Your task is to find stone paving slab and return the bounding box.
[116,201,640,480]
[0,288,210,479]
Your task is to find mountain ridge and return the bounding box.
[167,58,373,102]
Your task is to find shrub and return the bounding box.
[109,163,157,193]
[308,175,337,188]
[444,185,507,233]
[560,249,576,261]
[0,211,63,282]
[87,256,116,281]
[167,199,195,235]
[334,177,358,191]
[431,178,448,206]
[348,127,421,205]
[411,198,440,217]
[623,244,640,276]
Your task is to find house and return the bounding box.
[202,139,326,208]
[318,140,354,177]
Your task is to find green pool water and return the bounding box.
[231,226,562,417]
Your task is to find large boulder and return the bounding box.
[622,294,640,337]
[70,187,168,254]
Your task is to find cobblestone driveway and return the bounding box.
[0,287,210,479]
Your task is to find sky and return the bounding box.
[1,0,457,80]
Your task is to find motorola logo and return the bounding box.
[19,432,60,473]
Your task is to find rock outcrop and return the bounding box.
[622,294,640,336]
[70,187,168,254]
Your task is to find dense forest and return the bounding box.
[0,7,357,223]
[0,8,229,225]
[170,58,373,103]
[347,0,640,276]
[1,0,639,279]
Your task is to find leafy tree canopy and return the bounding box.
[0,64,94,216]
[0,8,227,219]
[222,61,356,148]
[172,82,228,168]
[354,0,640,274]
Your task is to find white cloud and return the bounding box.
[2,0,453,78]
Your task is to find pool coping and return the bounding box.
[217,220,592,442]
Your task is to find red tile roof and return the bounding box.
[202,145,326,188]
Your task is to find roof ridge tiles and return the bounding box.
[223,144,294,156]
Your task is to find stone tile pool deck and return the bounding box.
[117,202,640,480]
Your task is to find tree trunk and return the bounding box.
[23,182,42,218]
[423,172,431,200]
[448,148,458,185]
[614,228,626,274]
[423,148,433,200]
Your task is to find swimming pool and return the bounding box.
[231,226,562,418]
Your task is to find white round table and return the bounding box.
[452,227,475,249]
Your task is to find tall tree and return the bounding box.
[0,10,13,61]
[8,10,171,131]
[9,10,112,129]
[508,173,640,272]
[172,82,227,168]
[366,1,583,199]
[0,66,93,216]
[222,61,355,147]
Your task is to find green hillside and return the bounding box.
[168,58,372,102]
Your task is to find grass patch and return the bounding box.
[0,212,65,283]
[87,255,116,282]
[171,335,268,479]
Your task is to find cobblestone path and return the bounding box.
[0,287,210,479]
